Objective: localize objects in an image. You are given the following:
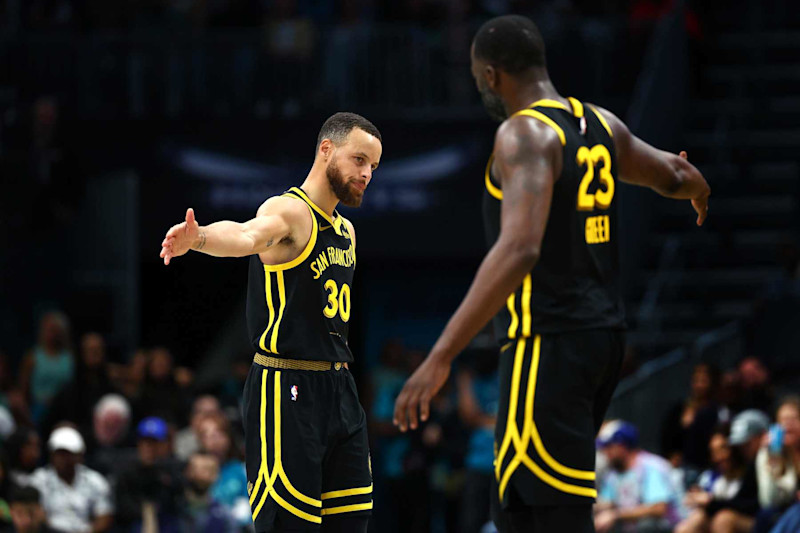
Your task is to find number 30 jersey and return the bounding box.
[483,98,626,341]
[246,187,355,362]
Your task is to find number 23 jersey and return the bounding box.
[246,187,355,362]
[483,98,626,340]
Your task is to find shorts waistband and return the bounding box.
[253,353,345,371]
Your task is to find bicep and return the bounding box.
[494,120,558,252]
[242,213,292,254]
[599,107,682,192]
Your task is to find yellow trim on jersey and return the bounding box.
[495,337,597,502]
[484,155,502,200]
[528,99,570,111]
[269,271,286,354]
[321,502,374,516]
[506,293,519,339]
[521,275,532,338]
[321,484,373,500]
[588,105,614,138]
[289,187,345,235]
[258,272,276,353]
[567,97,585,118]
[263,201,318,272]
[511,109,566,146]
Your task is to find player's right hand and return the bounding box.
[680,151,710,226]
[160,208,200,265]
[393,355,451,432]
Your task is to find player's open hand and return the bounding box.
[680,151,710,226]
[393,355,451,432]
[160,208,200,265]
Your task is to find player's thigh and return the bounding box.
[320,374,373,521]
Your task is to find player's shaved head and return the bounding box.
[316,112,382,152]
[473,15,546,75]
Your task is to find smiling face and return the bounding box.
[322,127,382,208]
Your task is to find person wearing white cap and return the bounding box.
[27,426,113,533]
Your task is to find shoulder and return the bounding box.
[256,194,311,223]
[342,217,356,246]
[494,114,563,160]
[586,104,629,140]
[79,465,110,489]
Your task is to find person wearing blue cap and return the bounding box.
[114,416,183,530]
[594,421,681,533]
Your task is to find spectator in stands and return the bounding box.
[43,332,115,438]
[456,347,499,533]
[18,312,74,426]
[180,452,236,532]
[736,357,774,414]
[662,363,724,471]
[114,416,182,530]
[677,427,753,532]
[28,426,113,532]
[754,396,800,530]
[137,347,192,425]
[0,450,12,527]
[197,413,251,527]
[595,420,681,533]
[6,428,41,486]
[7,485,56,533]
[175,395,223,461]
[0,407,15,444]
[87,393,134,477]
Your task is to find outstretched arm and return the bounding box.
[393,117,562,431]
[597,106,711,226]
[160,198,295,264]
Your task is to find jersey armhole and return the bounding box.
[263,198,319,272]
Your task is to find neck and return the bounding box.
[624,450,639,470]
[300,161,339,217]
[504,76,562,116]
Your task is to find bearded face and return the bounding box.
[479,82,508,122]
[326,154,363,208]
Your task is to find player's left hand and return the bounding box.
[393,355,451,432]
[680,151,709,226]
[594,509,618,533]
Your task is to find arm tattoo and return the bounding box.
[196,232,207,251]
[265,238,274,248]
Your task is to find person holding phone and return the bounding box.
[755,397,800,525]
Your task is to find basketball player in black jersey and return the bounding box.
[159,113,381,533]
[394,15,710,533]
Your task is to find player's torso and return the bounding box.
[246,187,356,362]
[482,97,626,341]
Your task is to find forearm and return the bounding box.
[92,515,113,532]
[652,155,710,200]
[192,220,258,257]
[429,240,536,365]
[616,502,668,522]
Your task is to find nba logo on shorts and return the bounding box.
[291,385,298,401]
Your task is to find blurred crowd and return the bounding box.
[2,0,660,33]
[591,361,800,533]
[0,310,254,532]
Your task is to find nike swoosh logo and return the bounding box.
[320,225,332,231]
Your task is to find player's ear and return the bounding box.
[484,65,499,90]
[319,139,333,161]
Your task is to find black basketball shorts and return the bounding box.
[242,362,372,531]
[493,329,624,509]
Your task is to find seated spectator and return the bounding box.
[174,395,222,462]
[737,358,774,414]
[754,396,800,530]
[661,363,723,471]
[114,416,182,530]
[456,348,498,533]
[137,347,192,425]
[198,413,251,528]
[0,450,11,527]
[595,421,681,533]
[18,312,74,426]
[6,428,41,486]
[180,452,236,532]
[43,332,115,438]
[87,394,135,477]
[6,485,57,533]
[677,427,752,532]
[28,426,113,532]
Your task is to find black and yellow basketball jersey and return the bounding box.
[246,187,355,362]
[483,97,626,342]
